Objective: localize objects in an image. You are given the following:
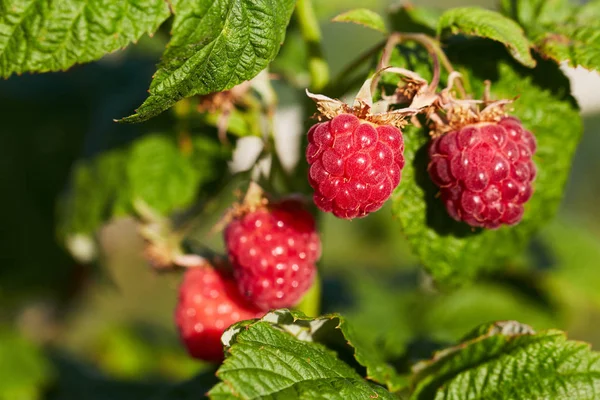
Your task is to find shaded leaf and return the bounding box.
[410,321,600,399]
[332,8,387,34]
[391,44,582,285]
[438,7,536,67]
[0,0,170,78]
[121,0,295,123]
[389,4,441,35]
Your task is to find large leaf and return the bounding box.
[410,321,600,399]
[0,0,170,78]
[391,43,582,285]
[500,0,573,28]
[208,310,398,398]
[121,0,295,123]
[437,7,536,68]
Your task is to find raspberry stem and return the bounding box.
[296,0,330,91]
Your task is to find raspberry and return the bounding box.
[306,113,405,219]
[175,266,263,362]
[224,198,320,310]
[427,117,537,229]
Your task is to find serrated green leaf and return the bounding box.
[391,44,582,285]
[121,0,295,123]
[437,7,536,68]
[530,22,600,71]
[0,0,170,78]
[332,8,387,34]
[0,328,53,400]
[231,309,407,392]
[410,321,600,399]
[210,314,395,399]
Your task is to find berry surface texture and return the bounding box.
[306,113,406,219]
[428,117,537,229]
[224,199,321,310]
[175,266,263,362]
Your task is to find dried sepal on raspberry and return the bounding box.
[305,68,435,219]
[427,76,537,229]
[220,182,321,310]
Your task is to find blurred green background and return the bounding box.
[1,0,600,398]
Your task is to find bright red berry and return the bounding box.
[306,113,405,219]
[427,117,537,229]
[224,198,320,310]
[175,266,263,362]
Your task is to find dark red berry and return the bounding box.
[175,266,264,362]
[224,199,320,310]
[306,113,405,219]
[427,117,536,229]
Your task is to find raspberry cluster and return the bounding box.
[306,113,405,219]
[175,197,320,361]
[427,117,536,228]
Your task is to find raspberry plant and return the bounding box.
[2,0,600,399]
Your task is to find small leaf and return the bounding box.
[332,8,388,34]
[0,0,170,78]
[391,43,582,285]
[437,7,536,68]
[410,321,600,399]
[120,0,295,123]
[209,312,396,399]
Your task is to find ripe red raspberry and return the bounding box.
[427,117,537,229]
[224,198,320,310]
[306,113,405,219]
[175,266,263,362]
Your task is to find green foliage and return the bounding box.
[501,0,600,72]
[0,328,53,400]
[121,0,295,123]
[332,8,388,34]
[389,4,441,35]
[59,133,229,240]
[392,46,582,285]
[209,310,396,399]
[0,0,170,78]
[410,321,600,399]
[437,7,536,67]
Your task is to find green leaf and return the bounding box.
[437,7,536,68]
[529,22,600,72]
[391,44,582,285]
[390,4,441,35]
[210,310,401,398]
[0,328,53,400]
[0,0,170,78]
[127,135,199,214]
[500,1,600,71]
[332,8,388,34]
[121,0,295,123]
[410,321,600,399]
[500,0,573,28]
